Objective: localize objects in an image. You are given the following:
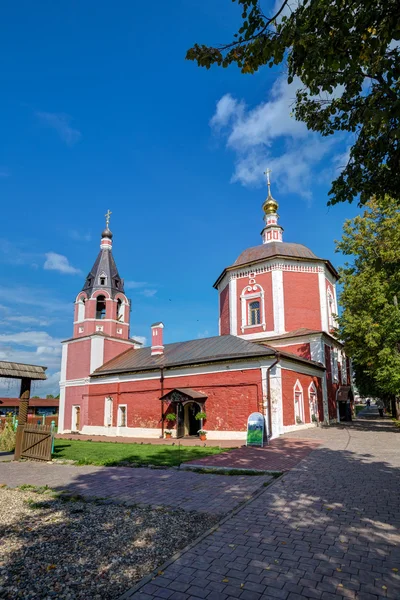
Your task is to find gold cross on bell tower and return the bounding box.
[264,168,272,188]
[105,209,112,228]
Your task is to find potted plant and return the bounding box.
[165,413,176,439]
[195,411,207,422]
[198,429,207,441]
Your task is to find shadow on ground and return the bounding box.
[1,418,399,600]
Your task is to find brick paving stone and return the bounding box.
[0,461,271,515]
[121,417,400,600]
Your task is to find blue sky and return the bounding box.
[0,0,359,396]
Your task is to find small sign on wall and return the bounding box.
[246,412,265,447]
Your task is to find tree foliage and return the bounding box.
[187,0,400,207]
[337,197,400,399]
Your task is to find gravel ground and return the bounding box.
[0,486,218,600]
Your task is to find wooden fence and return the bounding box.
[18,424,53,461]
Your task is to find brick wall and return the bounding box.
[219,285,230,335]
[86,368,263,432]
[281,369,323,426]
[283,272,321,331]
[66,339,91,380]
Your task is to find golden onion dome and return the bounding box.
[262,196,279,215]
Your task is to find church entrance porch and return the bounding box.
[160,388,207,439]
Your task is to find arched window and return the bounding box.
[117,298,124,322]
[77,297,86,322]
[248,301,260,326]
[308,382,318,423]
[99,272,107,286]
[294,380,304,424]
[96,295,106,319]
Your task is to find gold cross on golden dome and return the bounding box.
[264,168,272,187]
[105,209,112,228]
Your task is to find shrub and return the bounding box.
[0,420,16,452]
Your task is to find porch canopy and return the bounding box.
[337,386,353,402]
[160,387,207,405]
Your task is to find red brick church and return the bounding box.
[59,180,353,440]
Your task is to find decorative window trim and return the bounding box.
[240,284,266,332]
[77,296,86,323]
[117,404,127,427]
[99,271,107,286]
[104,396,113,427]
[308,382,318,422]
[294,380,304,424]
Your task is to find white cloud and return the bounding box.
[35,111,82,146]
[210,76,343,199]
[0,330,61,349]
[69,230,92,242]
[44,252,81,275]
[131,335,146,346]
[8,316,52,326]
[141,289,157,298]
[125,281,148,289]
[0,285,71,313]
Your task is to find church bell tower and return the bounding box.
[73,210,130,339]
[59,211,138,433]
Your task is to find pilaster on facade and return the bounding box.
[272,269,285,334]
[318,271,329,332]
[229,277,238,335]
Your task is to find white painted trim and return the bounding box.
[117,404,128,428]
[282,422,317,434]
[269,363,283,439]
[279,358,324,378]
[294,379,305,424]
[78,425,246,440]
[73,318,129,325]
[261,366,269,436]
[90,336,105,373]
[322,373,329,424]
[318,271,328,332]
[71,405,80,432]
[309,337,324,364]
[272,269,285,334]
[60,343,68,381]
[240,284,266,332]
[58,386,66,432]
[229,277,237,335]
[104,396,113,427]
[308,381,318,422]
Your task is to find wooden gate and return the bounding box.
[20,424,53,461]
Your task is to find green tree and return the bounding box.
[336,197,400,415]
[187,0,400,207]
[46,394,55,399]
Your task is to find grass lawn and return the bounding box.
[53,439,228,467]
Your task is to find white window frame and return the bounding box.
[294,380,304,424]
[117,405,127,428]
[77,297,86,322]
[308,382,318,422]
[104,396,113,427]
[240,284,266,332]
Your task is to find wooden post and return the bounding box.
[14,378,31,461]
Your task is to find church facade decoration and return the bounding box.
[59,181,352,440]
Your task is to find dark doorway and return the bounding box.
[184,402,200,436]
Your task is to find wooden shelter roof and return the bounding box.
[0,361,47,381]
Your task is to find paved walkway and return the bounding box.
[185,438,322,472]
[123,416,400,600]
[0,461,271,515]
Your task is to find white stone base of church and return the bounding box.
[65,425,248,440]
[282,422,319,434]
